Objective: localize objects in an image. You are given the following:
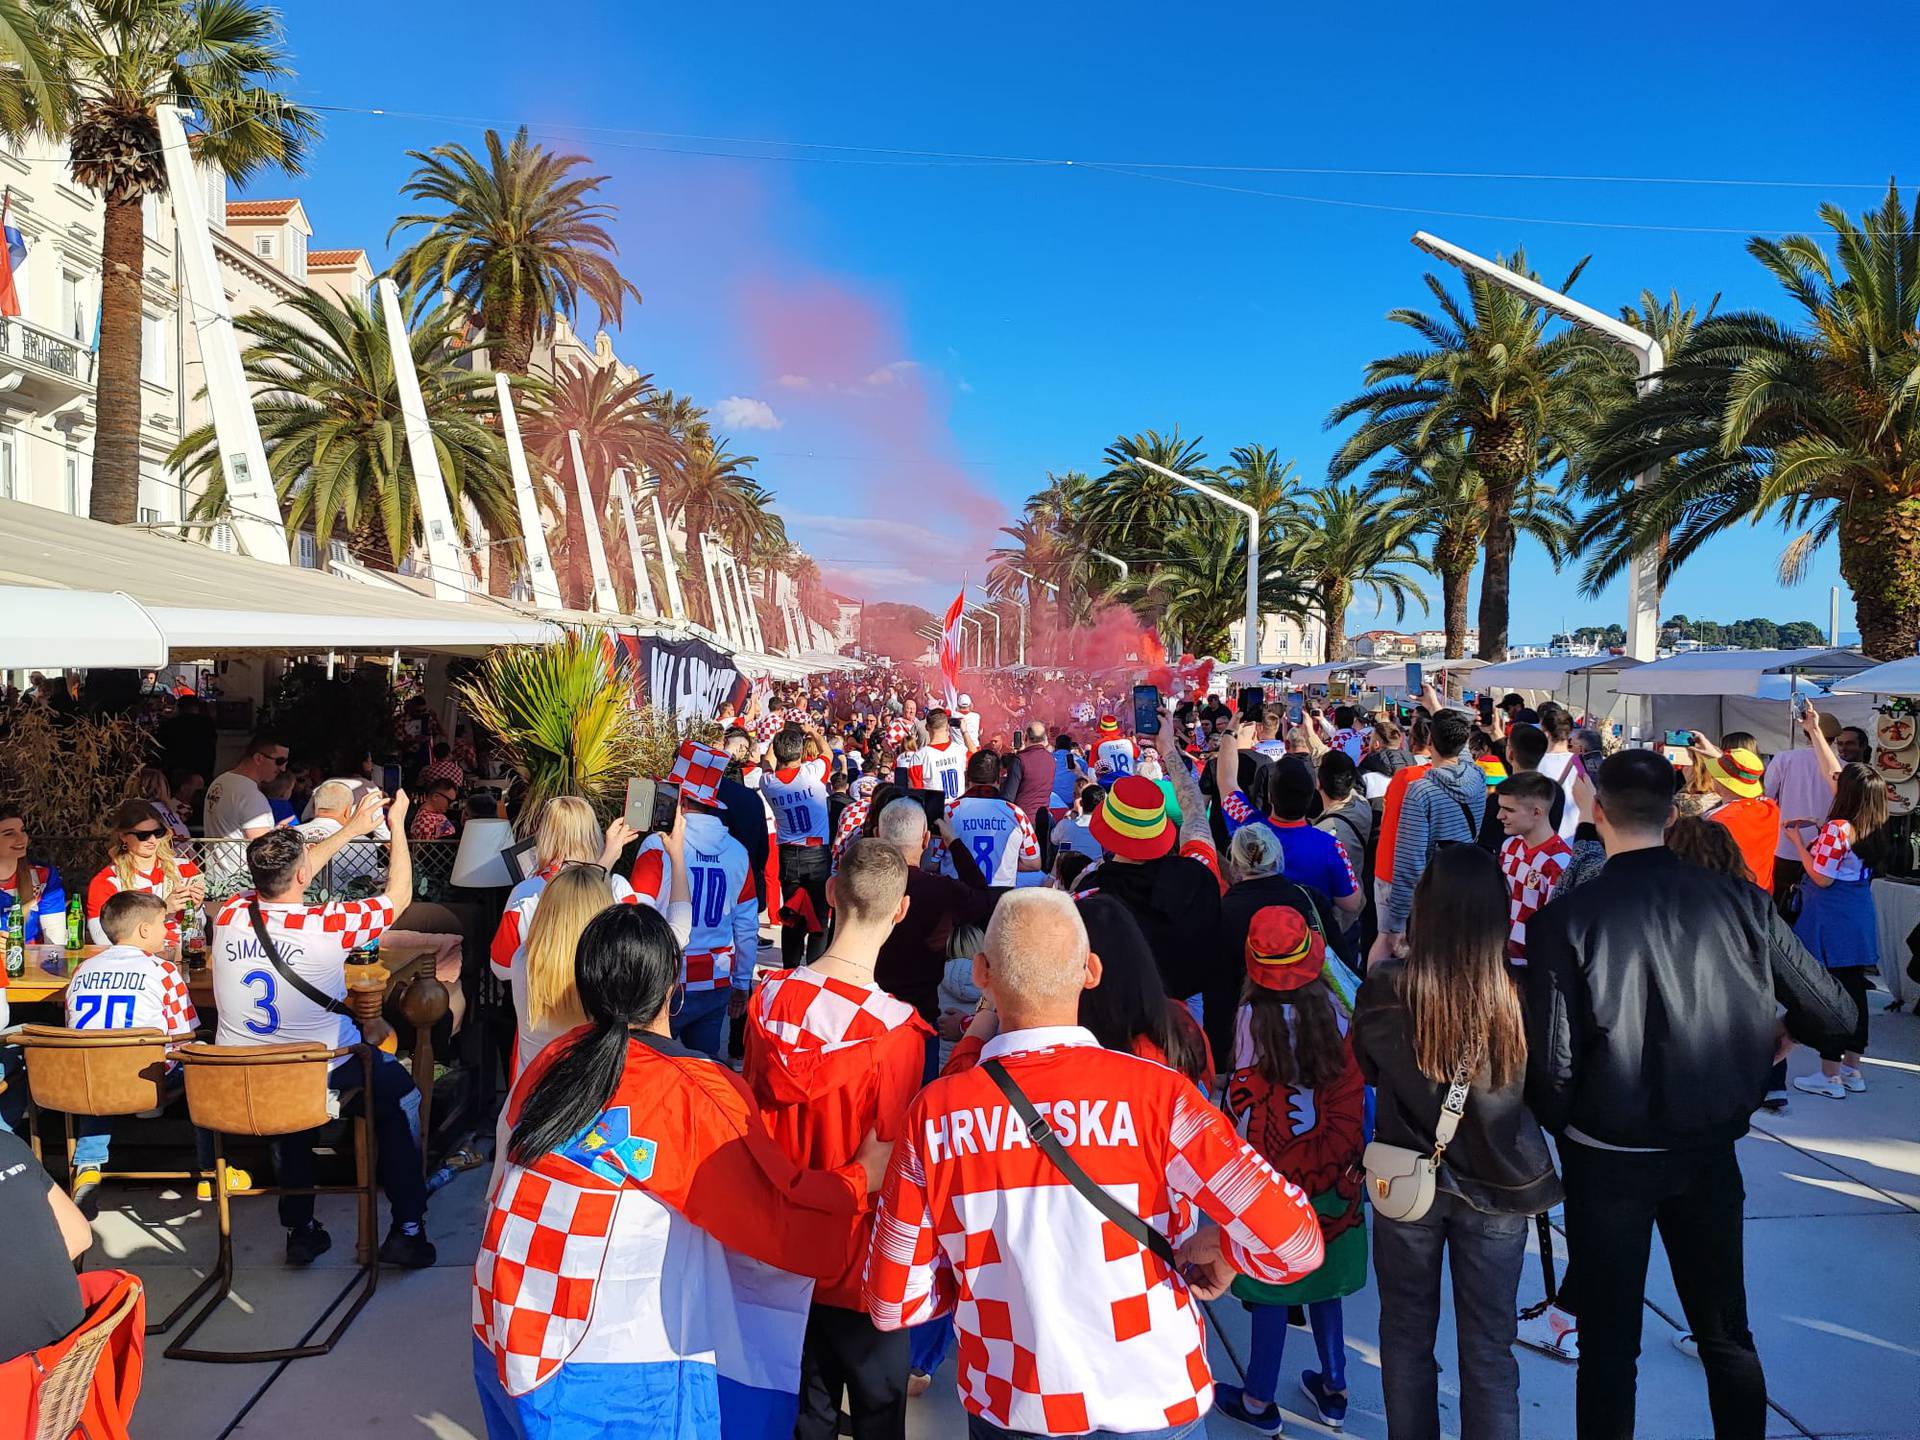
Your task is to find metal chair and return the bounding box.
[9,1024,205,1335]
[163,1042,379,1364]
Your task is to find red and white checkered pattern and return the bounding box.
[1806,818,1866,882]
[210,895,396,1059]
[86,858,203,948]
[863,1028,1322,1434]
[64,945,199,1036]
[1499,834,1572,963]
[943,795,1040,887]
[213,893,394,950]
[884,715,915,752]
[753,966,921,1053]
[669,740,731,812]
[752,712,783,745]
[473,1166,621,1395]
[832,795,873,869]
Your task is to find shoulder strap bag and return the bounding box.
[981,1057,1177,1269]
[1362,1053,1472,1223]
[248,896,351,1017]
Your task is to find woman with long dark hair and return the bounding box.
[474,904,891,1437]
[1787,761,1888,1098]
[1353,845,1560,1440]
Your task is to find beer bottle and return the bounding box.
[66,894,84,954]
[182,896,208,971]
[4,897,24,979]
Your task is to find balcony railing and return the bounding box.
[0,315,94,386]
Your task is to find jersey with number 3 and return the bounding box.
[65,944,198,1037]
[943,796,1040,887]
[210,894,394,1065]
[631,814,759,991]
[763,757,831,844]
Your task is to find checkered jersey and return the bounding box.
[752,712,783,745]
[65,944,198,1036]
[210,894,395,1059]
[86,858,202,949]
[752,966,923,1052]
[943,796,1040,887]
[863,1027,1323,1433]
[1499,834,1573,963]
[474,1165,622,1394]
[883,715,916,752]
[1807,819,1866,882]
[833,795,873,869]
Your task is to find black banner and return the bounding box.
[622,633,748,721]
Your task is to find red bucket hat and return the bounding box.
[1245,906,1326,993]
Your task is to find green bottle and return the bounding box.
[66,894,84,954]
[4,896,23,979]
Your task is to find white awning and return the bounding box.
[1290,661,1372,685]
[1363,657,1488,689]
[1223,662,1304,685]
[1614,647,1868,697]
[1475,654,1644,690]
[1828,656,1920,696]
[0,497,560,661]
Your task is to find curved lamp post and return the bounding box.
[1127,456,1261,667]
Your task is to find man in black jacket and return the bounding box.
[1525,749,1856,1440]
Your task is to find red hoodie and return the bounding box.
[744,965,934,1309]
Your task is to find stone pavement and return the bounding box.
[92,992,1916,1438]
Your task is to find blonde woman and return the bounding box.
[86,799,205,948]
[514,864,617,1078]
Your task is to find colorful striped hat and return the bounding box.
[1088,775,1175,860]
[1096,714,1121,737]
[1705,747,1765,800]
[1245,905,1326,993]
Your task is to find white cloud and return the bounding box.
[862,359,920,388]
[711,396,783,431]
[775,373,812,390]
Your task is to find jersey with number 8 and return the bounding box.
[943,795,1040,887]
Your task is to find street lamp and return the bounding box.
[1128,457,1262,668]
[1410,231,1663,662]
[1011,566,1059,665]
[1090,548,1129,584]
[970,594,1003,669]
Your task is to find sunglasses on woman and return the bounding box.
[126,827,166,840]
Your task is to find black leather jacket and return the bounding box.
[1524,846,1857,1151]
[1354,959,1563,1216]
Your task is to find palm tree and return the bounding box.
[1218,444,1304,550]
[0,1,64,133]
[523,362,683,610]
[170,287,516,572]
[0,0,318,525]
[390,126,639,377]
[1577,186,1920,658]
[1079,430,1212,579]
[1137,511,1319,660]
[1368,433,1573,658]
[1267,484,1428,661]
[1327,250,1606,659]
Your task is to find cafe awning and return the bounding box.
[0,497,560,662]
[1474,654,1644,690]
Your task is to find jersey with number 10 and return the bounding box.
[944,796,1040,887]
[907,739,969,799]
[763,757,831,845]
[630,813,759,992]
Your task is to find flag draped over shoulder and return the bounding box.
[938,588,966,709]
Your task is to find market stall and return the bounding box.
[1612,647,1872,751]
[1473,653,1645,726]
[1829,657,1920,1004]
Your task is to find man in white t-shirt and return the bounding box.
[903,709,970,800]
[943,750,1042,886]
[203,732,292,841]
[955,694,983,752]
[211,789,434,1270]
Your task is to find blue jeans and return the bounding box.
[274,1050,426,1229]
[70,1068,218,1172]
[967,1417,1201,1440]
[1245,1297,1345,1403]
[672,987,732,1059]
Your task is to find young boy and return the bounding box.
[743,839,931,1436]
[1494,770,1573,966]
[64,890,237,1204]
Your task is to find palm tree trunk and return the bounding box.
[485,283,533,376]
[1435,524,1476,660]
[487,536,513,598]
[1474,437,1526,661]
[1841,498,1920,659]
[89,193,147,524]
[1322,580,1351,661]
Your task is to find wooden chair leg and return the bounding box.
[411,1025,434,1176]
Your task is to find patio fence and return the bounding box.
[32,836,463,909]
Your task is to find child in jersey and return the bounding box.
[66,891,231,1204]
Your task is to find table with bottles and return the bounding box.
[3,937,443,1010]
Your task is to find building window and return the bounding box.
[254,232,275,259]
[296,531,317,568]
[64,456,81,513]
[141,312,166,385]
[204,167,226,231]
[137,506,161,525]
[288,228,306,281]
[60,271,85,341]
[0,432,16,501]
[210,522,235,553]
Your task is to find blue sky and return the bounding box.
[269,1,1916,639]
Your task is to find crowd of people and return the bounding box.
[0,663,1885,1439]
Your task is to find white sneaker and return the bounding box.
[1792,1073,1846,1099]
[1839,1066,1867,1093]
[1516,1302,1579,1362]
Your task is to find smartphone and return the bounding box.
[1477,696,1495,726]
[1288,693,1304,725]
[1237,687,1266,723]
[1792,694,1810,719]
[624,777,682,833]
[379,762,402,797]
[1405,662,1423,696]
[1665,729,1694,747]
[912,788,948,829]
[1133,684,1162,737]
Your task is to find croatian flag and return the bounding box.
[938,587,966,710]
[0,188,23,319]
[473,1063,816,1438]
